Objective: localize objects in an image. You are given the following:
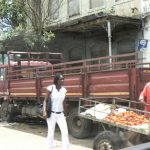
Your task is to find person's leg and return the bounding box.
[47,114,57,150]
[57,113,70,150]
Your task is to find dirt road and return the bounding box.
[0,121,93,150]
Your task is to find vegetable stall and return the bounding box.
[79,97,150,150]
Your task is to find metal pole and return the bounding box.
[107,20,112,64]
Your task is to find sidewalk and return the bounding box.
[0,126,92,150]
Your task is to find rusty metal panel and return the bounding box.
[88,69,130,98]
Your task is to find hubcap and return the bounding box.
[98,140,113,150]
[72,116,82,131]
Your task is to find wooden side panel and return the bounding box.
[9,79,37,97]
[65,74,83,97]
[40,74,83,98]
[40,77,53,97]
[88,70,130,98]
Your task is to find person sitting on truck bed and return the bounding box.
[139,82,150,112]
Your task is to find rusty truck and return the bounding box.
[0,51,150,141]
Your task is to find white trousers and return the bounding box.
[46,113,70,150]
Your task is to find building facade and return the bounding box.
[41,0,150,64]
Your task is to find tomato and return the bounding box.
[104,110,149,126]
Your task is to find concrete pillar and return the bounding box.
[143,16,150,59]
[138,16,150,67]
[139,0,150,67]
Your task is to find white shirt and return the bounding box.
[47,84,67,112]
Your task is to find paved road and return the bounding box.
[0,123,92,150]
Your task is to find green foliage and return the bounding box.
[23,29,55,49]
[0,0,55,51]
[1,25,22,39]
[0,0,27,27]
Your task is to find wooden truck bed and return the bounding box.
[2,52,150,102]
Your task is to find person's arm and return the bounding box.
[139,84,147,103]
[43,90,50,119]
[63,98,68,117]
[63,90,68,117]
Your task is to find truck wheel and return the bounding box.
[93,131,122,150]
[67,107,92,139]
[1,102,13,122]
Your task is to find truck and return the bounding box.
[0,51,150,141]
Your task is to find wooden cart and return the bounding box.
[79,97,150,150]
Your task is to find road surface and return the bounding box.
[0,122,93,150]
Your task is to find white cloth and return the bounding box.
[81,103,111,119]
[47,113,70,150]
[81,103,127,120]
[47,84,67,112]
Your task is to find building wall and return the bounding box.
[137,0,150,65]
[43,0,141,26]
[42,0,147,62]
[47,28,139,62]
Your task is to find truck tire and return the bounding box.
[67,107,92,139]
[1,102,13,122]
[93,131,122,150]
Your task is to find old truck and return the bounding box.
[0,51,150,140]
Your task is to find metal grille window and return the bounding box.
[48,0,59,20]
[68,0,80,17]
[90,0,105,9]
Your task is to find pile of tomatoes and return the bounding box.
[105,111,149,126]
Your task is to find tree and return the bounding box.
[0,0,63,51]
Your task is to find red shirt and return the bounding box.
[139,82,150,111]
